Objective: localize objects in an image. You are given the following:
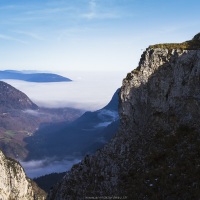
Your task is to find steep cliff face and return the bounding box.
[48,34,200,199]
[120,47,200,135]
[0,150,46,200]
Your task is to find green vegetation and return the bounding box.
[5,130,15,137]
[6,157,19,177]
[1,137,11,142]
[126,72,133,80]
[132,68,140,74]
[149,40,200,50]
[125,39,200,82]
[126,67,140,80]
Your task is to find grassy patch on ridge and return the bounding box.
[149,40,200,50]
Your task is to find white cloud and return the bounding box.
[25,7,74,15]
[82,0,119,20]
[56,27,92,41]
[89,0,97,9]
[82,12,119,20]
[0,5,24,10]
[2,71,125,111]
[87,0,96,18]
[0,34,27,44]
[13,30,44,41]
[23,109,40,116]
[20,157,81,178]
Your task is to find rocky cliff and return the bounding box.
[48,33,200,199]
[0,149,46,200]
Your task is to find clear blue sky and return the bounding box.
[0,0,200,72]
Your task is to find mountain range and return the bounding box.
[0,78,121,197]
[0,75,120,164]
[0,81,82,159]
[25,89,120,160]
[0,70,71,82]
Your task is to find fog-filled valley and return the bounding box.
[3,71,126,110]
[0,70,124,180]
[20,157,81,178]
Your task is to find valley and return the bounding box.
[24,90,119,163]
[0,106,83,159]
[0,71,122,180]
[0,80,83,159]
[1,1,198,199]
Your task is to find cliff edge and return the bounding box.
[48,33,200,199]
[0,150,46,200]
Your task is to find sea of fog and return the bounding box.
[3,70,127,178]
[20,157,81,178]
[3,70,127,111]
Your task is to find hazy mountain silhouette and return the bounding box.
[25,89,120,160]
[0,70,71,82]
[0,81,82,159]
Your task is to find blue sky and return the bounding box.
[0,0,200,72]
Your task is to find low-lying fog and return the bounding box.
[20,157,81,178]
[3,71,127,111]
[3,70,127,178]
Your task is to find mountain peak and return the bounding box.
[0,81,38,111]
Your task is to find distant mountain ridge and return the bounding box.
[0,70,72,82]
[0,81,82,159]
[25,89,120,160]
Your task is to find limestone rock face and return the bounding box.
[120,48,200,134]
[0,150,46,200]
[48,36,200,199]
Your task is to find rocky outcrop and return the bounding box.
[0,149,46,200]
[48,33,200,199]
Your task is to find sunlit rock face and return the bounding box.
[0,150,46,200]
[48,34,200,199]
[120,47,200,134]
